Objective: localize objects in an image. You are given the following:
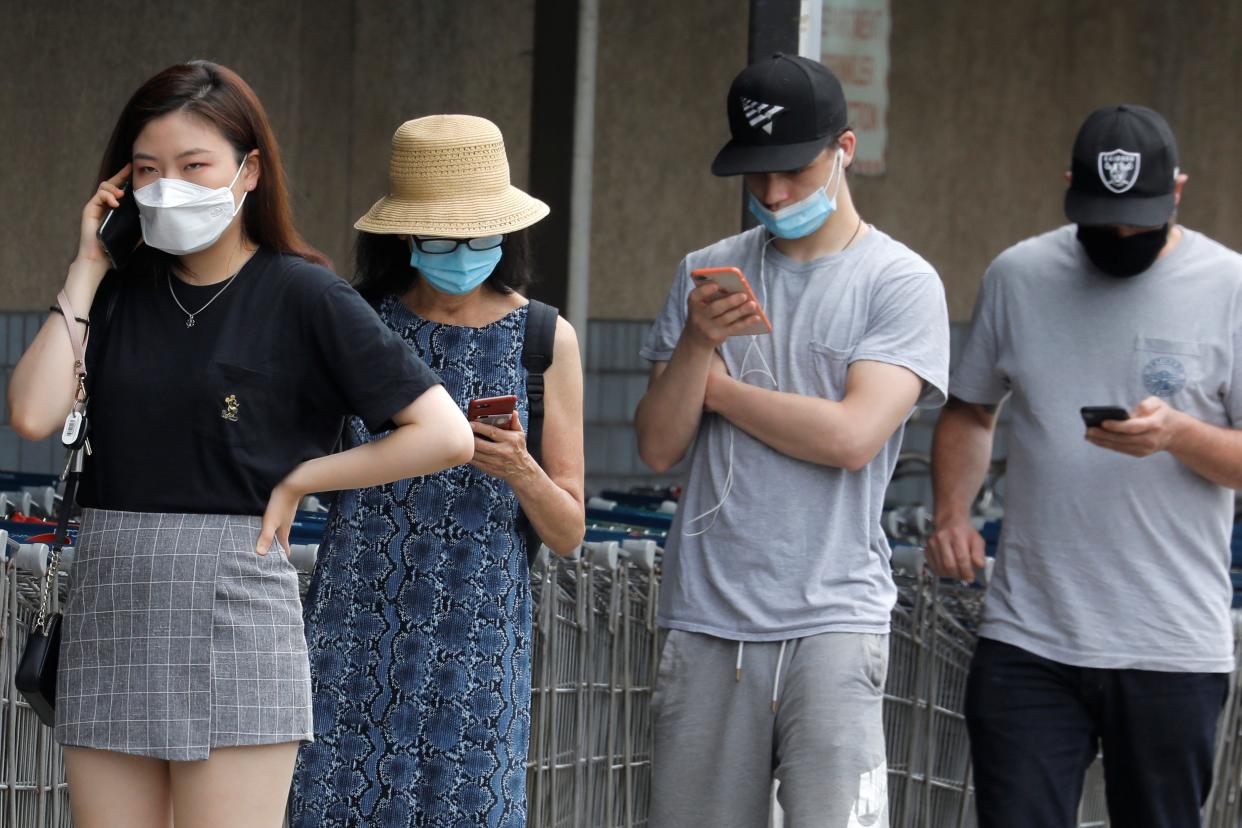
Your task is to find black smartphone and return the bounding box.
[1080,406,1130,428]
[96,183,142,270]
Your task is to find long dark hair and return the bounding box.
[98,60,327,266]
[353,230,532,306]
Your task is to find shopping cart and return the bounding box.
[526,534,661,828]
[6,478,1240,828]
[884,545,1112,828]
[0,524,74,828]
[1203,612,1242,828]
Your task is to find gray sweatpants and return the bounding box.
[650,630,889,828]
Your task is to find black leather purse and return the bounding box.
[15,290,87,728]
[15,600,63,727]
[14,453,79,728]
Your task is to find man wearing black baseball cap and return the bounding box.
[928,104,1242,827]
[636,54,949,826]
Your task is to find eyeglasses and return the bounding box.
[411,235,505,254]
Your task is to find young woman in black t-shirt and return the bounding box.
[7,61,473,828]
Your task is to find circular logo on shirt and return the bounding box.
[1142,356,1186,397]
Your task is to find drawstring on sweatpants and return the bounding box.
[771,640,788,713]
[733,639,790,713]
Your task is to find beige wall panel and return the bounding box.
[3,2,1238,319]
[587,0,1242,322]
[347,0,536,260]
[586,0,750,320]
[286,1,357,270]
[853,0,1242,321]
[0,1,535,308]
[0,1,350,307]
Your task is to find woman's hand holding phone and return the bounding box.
[74,164,132,281]
[470,412,538,484]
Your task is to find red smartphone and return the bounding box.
[467,395,517,429]
[690,267,772,336]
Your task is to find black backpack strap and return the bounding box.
[520,299,558,564]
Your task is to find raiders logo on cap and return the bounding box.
[1098,149,1141,194]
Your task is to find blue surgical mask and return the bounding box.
[410,244,503,295]
[747,149,844,240]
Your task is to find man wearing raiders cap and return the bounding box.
[636,54,949,826]
[928,105,1242,827]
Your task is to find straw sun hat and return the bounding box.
[354,114,549,238]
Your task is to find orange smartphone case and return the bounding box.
[690,267,773,336]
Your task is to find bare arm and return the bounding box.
[258,384,474,553]
[925,396,1000,580]
[702,358,924,471]
[9,166,131,439]
[470,317,586,555]
[1089,395,1242,488]
[634,283,760,473]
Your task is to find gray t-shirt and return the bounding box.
[953,224,1241,672]
[641,226,949,640]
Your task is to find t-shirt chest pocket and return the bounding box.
[194,361,275,446]
[1132,337,1202,401]
[807,341,854,401]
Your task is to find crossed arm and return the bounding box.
[634,284,925,474]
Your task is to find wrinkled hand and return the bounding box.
[685,282,761,349]
[1086,396,1185,458]
[925,515,986,582]
[257,480,301,556]
[703,350,732,413]
[471,413,539,483]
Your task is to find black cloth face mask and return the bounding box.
[1076,223,1169,278]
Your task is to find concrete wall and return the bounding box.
[586,0,1242,321]
[5,2,1238,319]
[0,1,534,308]
[586,0,750,320]
[3,1,1240,496]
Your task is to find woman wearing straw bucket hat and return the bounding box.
[291,115,586,826]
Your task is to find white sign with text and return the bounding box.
[800,0,891,175]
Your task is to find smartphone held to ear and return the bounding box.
[96,183,143,271]
[1080,406,1130,428]
[690,267,772,336]
[467,395,518,429]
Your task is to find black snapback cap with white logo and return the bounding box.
[1064,104,1179,227]
[711,53,848,177]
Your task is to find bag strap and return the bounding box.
[520,300,558,564]
[522,299,558,467]
[34,292,92,631]
[56,290,88,397]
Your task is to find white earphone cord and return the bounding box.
[683,235,779,537]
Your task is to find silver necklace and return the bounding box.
[167,270,240,328]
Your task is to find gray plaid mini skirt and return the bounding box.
[54,509,313,760]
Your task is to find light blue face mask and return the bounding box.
[410,243,504,295]
[747,148,844,240]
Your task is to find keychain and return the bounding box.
[60,374,89,453]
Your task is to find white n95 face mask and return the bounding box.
[134,160,248,255]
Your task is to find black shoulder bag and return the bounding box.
[16,290,90,727]
[519,300,558,565]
